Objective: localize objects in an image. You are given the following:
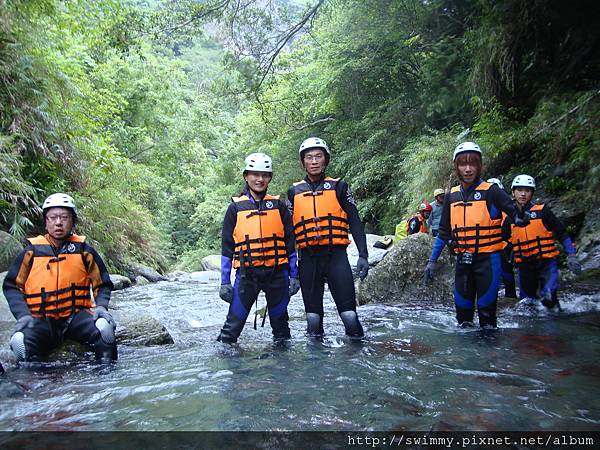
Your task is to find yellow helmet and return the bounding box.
[433,188,444,197]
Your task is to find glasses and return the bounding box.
[46,214,71,222]
[303,155,324,162]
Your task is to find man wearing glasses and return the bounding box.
[287,137,369,340]
[3,193,117,364]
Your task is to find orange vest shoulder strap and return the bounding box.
[530,204,544,212]
[476,181,492,191]
[69,234,86,243]
[451,185,460,193]
[27,235,49,245]
[232,195,250,203]
[293,180,306,187]
[264,194,279,201]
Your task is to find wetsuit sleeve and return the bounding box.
[2,246,34,319]
[279,202,298,279]
[220,203,237,285]
[542,205,576,255]
[82,244,113,309]
[286,187,295,217]
[337,180,368,259]
[407,217,419,235]
[489,184,518,221]
[502,214,513,241]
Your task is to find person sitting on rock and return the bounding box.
[502,174,582,309]
[427,189,445,237]
[2,193,117,363]
[217,153,299,343]
[423,142,528,329]
[407,202,432,235]
[287,137,369,340]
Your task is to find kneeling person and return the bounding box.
[218,153,299,343]
[3,193,117,363]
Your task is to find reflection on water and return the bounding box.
[1,280,599,431]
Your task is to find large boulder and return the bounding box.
[0,231,22,272]
[128,263,168,282]
[357,233,454,305]
[347,234,391,274]
[201,255,221,272]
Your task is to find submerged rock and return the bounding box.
[115,313,174,346]
[357,233,453,305]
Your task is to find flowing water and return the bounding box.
[1,278,600,432]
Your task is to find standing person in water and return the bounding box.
[217,153,300,343]
[487,177,517,299]
[3,193,117,363]
[423,142,528,328]
[502,174,581,310]
[287,137,369,339]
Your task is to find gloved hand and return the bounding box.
[423,261,436,283]
[514,211,531,228]
[289,278,301,296]
[219,284,233,303]
[14,314,35,332]
[93,306,116,329]
[567,255,582,276]
[357,257,369,281]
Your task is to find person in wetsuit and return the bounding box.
[502,174,581,310]
[423,142,528,329]
[287,137,369,339]
[3,193,117,363]
[487,177,517,299]
[217,153,300,343]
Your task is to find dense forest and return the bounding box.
[1,0,599,273]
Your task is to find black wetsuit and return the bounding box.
[218,192,297,343]
[430,180,518,327]
[287,175,368,336]
[502,202,575,306]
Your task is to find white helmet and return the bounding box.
[299,137,330,157]
[42,193,77,215]
[453,141,482,161]
[511,174,536,190]
[243,152,272,173]
[487,178,504,190]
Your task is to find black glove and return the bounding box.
[219,284,233,303]
[14,314,35,332]
[567,255,582,276]
[289,278,301,296]
[93,306,116,329]
[357,257,369,281]
[514,211,531,228]
[423,261,436,283]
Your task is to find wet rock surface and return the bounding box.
[357,233,454,305]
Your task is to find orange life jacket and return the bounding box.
[448,181,504,254]
[510,204,559,263]
[24,234,95,319]
[291,177,351,248]
[408,214,428,234]
[232,194,288,269]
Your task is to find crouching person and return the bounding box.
[3,193,117,363]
